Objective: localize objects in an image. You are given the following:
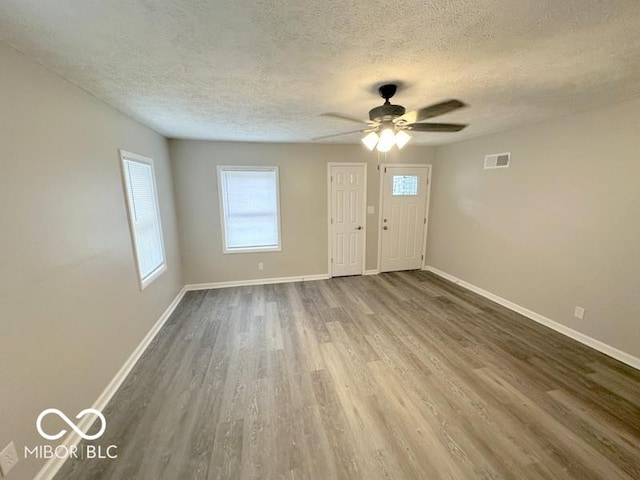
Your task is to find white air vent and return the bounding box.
[484,152,511,169]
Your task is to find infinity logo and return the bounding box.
[36,408,106,441]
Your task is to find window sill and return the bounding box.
[223,246,281,255]
[140,263,167,290]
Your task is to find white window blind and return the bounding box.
[120,151,166,289]
[217,167,281,253]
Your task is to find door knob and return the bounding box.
[356,226,362,230]
[383,226,388,230]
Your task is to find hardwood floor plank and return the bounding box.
[55,272,640,480]
[309,369,361,479]
[208,420,244,480]
[474,366,636,480]
[547,389,640,478]
[366,360,473,480]
[587,362,640,407]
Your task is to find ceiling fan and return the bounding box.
[316,84,468,152]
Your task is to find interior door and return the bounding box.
[330,165,366,277]
[380,166,429,272]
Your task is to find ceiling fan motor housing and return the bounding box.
[369,104,406,122]
[369,83,406,122]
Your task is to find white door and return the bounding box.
[330,164,366,277]
[380,166,429,272]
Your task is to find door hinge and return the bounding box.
[384,167,387,173]
[331,175,333,182]
[426,176,429,185]
[331,258,333,263]
[330,218,333,224]
[421,254,424,260]
[424,217,427,224]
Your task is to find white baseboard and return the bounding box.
[185,273,330,291]
[34,286,188,480]
[424,266,640,371]
[364,269,380,276]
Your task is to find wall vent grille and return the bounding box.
[484,152,511,169]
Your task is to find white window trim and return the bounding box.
[119,150,167,290]
[216,165,282,254]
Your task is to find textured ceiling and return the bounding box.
[2,0,640,145]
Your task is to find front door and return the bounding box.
[380,165,429,272]
[330,164,366,277]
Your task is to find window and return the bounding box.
[217,166,281,253]
[392,175,419,196]
[120,151,167,289]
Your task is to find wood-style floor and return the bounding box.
[56,271,640,479]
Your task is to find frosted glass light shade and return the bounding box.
[361,131,379,150]
[377,129,395,152]
[395,130,411,149]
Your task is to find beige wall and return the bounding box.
[428,98,640,359]
[0,43,183,480]
[169,140,434,284]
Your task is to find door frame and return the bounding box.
[327,162,368,278]
[377,163,432,272]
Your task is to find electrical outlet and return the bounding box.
[258,262,264,271]
[0,441,18,477]
[367,205,375,214]
[574,306,585,320]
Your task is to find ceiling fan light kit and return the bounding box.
[319,84,469,152]
[377,129,396,152]
[361,129,412,152]
[361,131,380,150]
[394,130,411,149]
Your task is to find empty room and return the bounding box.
[1,1,640,479]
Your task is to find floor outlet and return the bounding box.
[574,306,585,320]
[258,262,264,271]
[0,441,18,477]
